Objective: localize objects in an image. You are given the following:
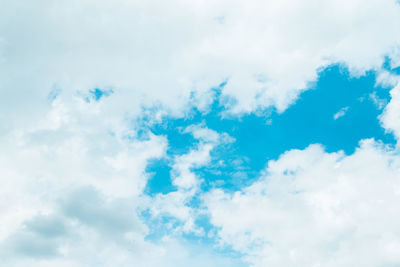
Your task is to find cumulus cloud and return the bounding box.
[333,106,349,120]
[0,94,239,264]
[205,140,400,266]
[0,188,242,267]
[149,124,234,234]
[381,81,400,139]
[1,0,400,120]
[0,101,240,265]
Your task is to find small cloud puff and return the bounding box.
[333,106,349,120]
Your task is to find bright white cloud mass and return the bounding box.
[1,0,400,266]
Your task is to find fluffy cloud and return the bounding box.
[1,0,400,121]
[149,124,234,234]
[0,97,241,266]
[0,92,164,256]
[0,185,244,267]
[381,80,400,139]
[205,140,400,266]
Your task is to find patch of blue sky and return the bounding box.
[145,64,396,196]
[145,158,177,195]
[80,88,113,102]
[47,86,62,101]
[141,63,398,261]
[383,56,400,75]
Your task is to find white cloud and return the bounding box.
[0,188,243,267]
[333,106,349,120]
[0,92,168,263]
[205,140,400,267]
[1,0,400,120]
[0,103,241,265]
[149,124,233,234]
[2,0,400,266]
[376,69,400,88]
[381,81,400,139]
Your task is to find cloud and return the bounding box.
[205,140,400,266]
[1,0,400,122]
[0,187,243,267]
[381,81,400,139]
[0,104,241,265]
[333,106,349,120]
[0,91,168,264]
[1,0,400,266]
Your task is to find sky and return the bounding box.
[1,0,400,266]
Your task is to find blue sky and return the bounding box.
[141,62,399,265]
[146,64,395,196]
[2,1,400,267]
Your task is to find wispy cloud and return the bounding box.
[333,106,349,120]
